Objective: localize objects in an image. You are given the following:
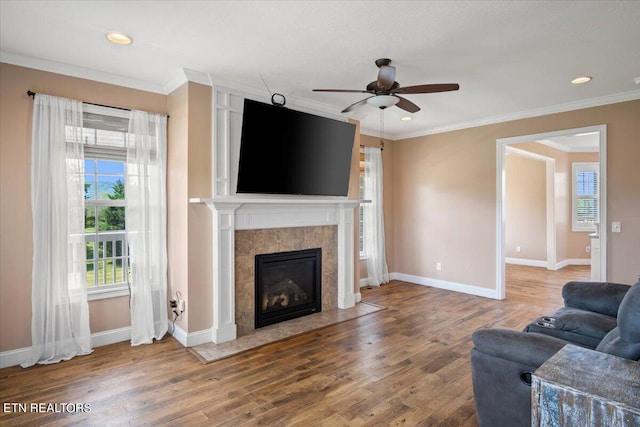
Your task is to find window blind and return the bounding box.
[572,162,599,231]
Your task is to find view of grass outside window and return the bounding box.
[84,158,129,288]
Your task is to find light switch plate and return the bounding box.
[612,221,621,233]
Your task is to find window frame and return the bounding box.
[572,162,599,232]
[358,149,366,259]
[81,105,131,301]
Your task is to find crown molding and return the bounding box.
[164,68,213,94]
[4,50,637,137]
[387,90,640,141]
[0,51,166,94]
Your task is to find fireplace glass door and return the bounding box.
[255,248,321,328]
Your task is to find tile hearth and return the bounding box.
[189,302,385,364]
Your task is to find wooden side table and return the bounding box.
[532,345,640,426]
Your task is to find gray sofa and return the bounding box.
[470,280,640,427]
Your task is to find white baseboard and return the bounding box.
[1,320,220,368]
[505,257,591,270]
[90,326,131,348]
[556,258,591,269]
[359,277,385,288]
[169,324,212,347]
[505,257,548,268]
[390,272,500,299]
[0,346,32,369]
[0,326,133,369]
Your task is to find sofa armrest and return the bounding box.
[472,328,569,367]
[562,281,630,317]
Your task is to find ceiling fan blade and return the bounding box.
[313,89,369,93]
[341,97,372,113]
[395,96,420,113]
[377,65,396,90]
[393,83,460,94]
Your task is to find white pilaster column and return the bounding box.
[207,201,242,343]
[337,203,356,309]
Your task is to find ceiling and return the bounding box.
[2,1,639,139]
[539,132,600,153]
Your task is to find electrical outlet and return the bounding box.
[169,299,178,308]
[178,299,185,313]
[516,246,521,253]
[436,262,442,271]
[585,245,590,253]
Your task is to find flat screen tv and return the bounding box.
[236,99,356,196]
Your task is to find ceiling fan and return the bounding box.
[313,58,459,113]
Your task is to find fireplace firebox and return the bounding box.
[255,248,321,328]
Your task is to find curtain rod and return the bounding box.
[359,142,385,151]
[26,90,169,118]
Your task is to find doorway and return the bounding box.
[496,126,607,299]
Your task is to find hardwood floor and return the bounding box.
[0,265,589,426]
[506,264,590,306]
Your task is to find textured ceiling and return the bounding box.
[1,1,639,139]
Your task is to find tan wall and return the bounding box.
[514,142,599,262]
[167,84,190,331]
[166,81,213,333]
[186,82,212,332]
[393,128,496,288]
[0,63,167,352]
[505,153,547,260]
[513,142,571,262]
[392,99,640,287]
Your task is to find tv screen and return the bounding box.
[237,99,356,197]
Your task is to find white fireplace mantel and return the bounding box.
[189,196,360,344]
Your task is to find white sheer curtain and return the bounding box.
[127,110,168,345]
[363,146,389,287]
[22,94,92,367]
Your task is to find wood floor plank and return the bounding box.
[0,265,589,426]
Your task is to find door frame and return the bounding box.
[496,125,607,299]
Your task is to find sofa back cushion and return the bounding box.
[596,282,640,361]
[563,281,630,317]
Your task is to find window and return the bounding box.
[81,106,131,299]
[572,162,599,232]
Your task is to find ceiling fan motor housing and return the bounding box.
[375,58,392,68]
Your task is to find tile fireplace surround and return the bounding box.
[237,228,334,335]
[190,197,360,344]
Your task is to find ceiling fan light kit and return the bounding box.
[314,58,459,113]
[367,95,399,109]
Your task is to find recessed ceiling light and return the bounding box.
[106,32,133,45]
[400,116,412,121]
[571,76,592,84]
